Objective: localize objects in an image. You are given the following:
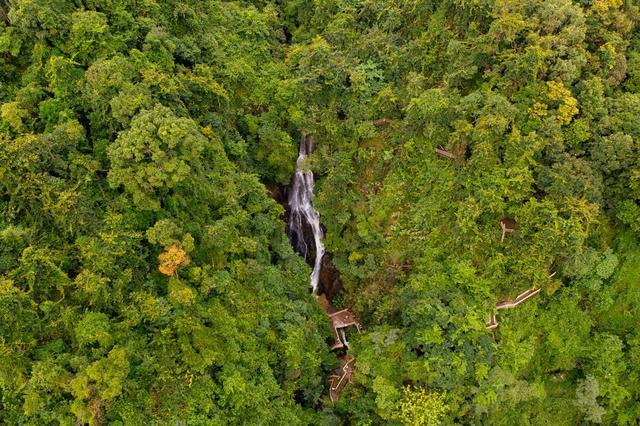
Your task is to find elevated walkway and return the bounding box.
[486,287,542,329]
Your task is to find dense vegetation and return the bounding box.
[1,0,640,424]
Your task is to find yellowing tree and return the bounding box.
[546,81,579,125]
[158,245,190,276]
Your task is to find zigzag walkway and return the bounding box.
[318,294,362,403]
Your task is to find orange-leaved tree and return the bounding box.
[158,245,190,276]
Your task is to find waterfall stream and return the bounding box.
[286,134,325,293]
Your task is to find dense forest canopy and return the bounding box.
[1,0,640,424]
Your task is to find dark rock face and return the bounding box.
[319,253,343,301]
[266,181,320,264]
[265,182,287,206]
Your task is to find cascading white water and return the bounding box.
[287,134,325,293]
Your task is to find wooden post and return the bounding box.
[486,313,498,329]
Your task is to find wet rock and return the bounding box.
[317,294,336,314]
[287,218,318,264]
[320,253,343,301]
[264,182,287,206]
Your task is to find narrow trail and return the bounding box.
[286,135,360,403]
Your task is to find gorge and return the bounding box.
[285,134,359,402]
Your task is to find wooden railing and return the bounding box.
[496,287,541,310]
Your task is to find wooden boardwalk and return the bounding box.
[317,294,361,400]
[486,312,498,329]
[499,218,517,242]
[328,355,355,403]
[496,287,541,310]
[486,287,542,329]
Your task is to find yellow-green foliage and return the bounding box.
[398,387,448,426]
[546,81,579,125]
[1,0,640,424]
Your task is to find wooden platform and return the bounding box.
[329,309,363,331]
[328,308,362,350]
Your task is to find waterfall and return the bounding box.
[287,134,325,293]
